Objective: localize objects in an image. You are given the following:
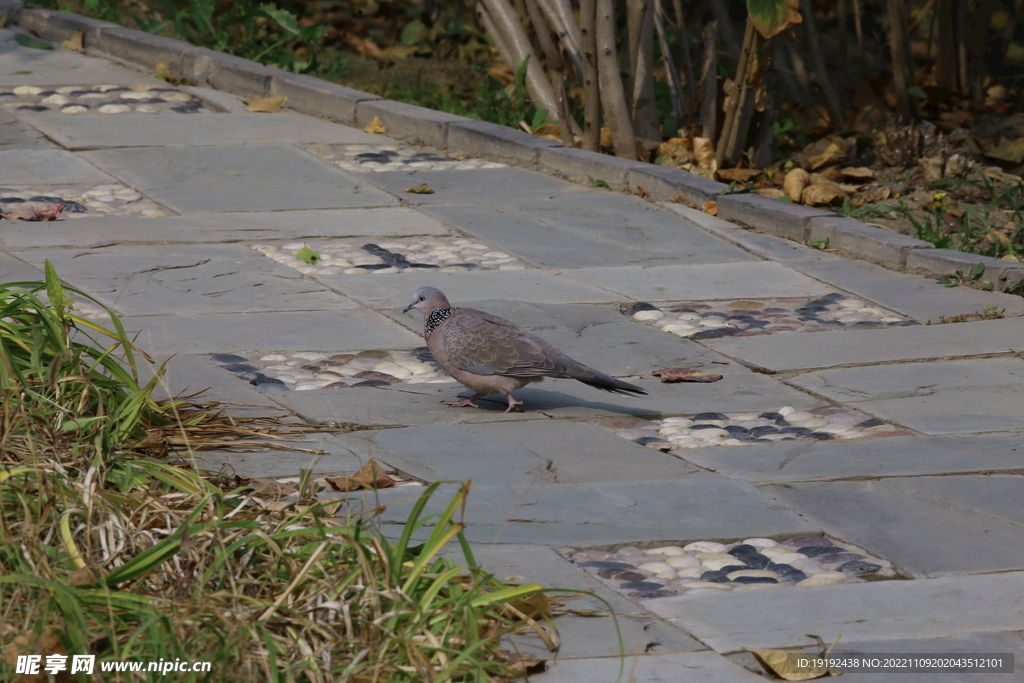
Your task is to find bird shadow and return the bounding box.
[453,387,666,419]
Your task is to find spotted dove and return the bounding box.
[403,287,647,412]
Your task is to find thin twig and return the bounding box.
[653,0,684,130]
[579,0,601,151]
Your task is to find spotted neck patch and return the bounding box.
[425,307,458,337]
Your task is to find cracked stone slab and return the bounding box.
[359,166,576,206]
[0,45,162,86]
[558,262,834,302]
[703,316,1024,372]
[190,433,370,479]
[677,433,1024,483]
[446,544,705,659]
[26,245,357,316]
[115,309,423,355]
[315,269,623,309]
[0,251,42,281]
[0,208,452,249]
[20,110,384,149]
[0,149,114,185]
[789,359,1024,435]
[81,145,398,214]
[534,650,765,682]
[0,108,56,150]
[645,571,1024,651]
[764,476,1024,577]
[365,477,818,546]
[359,421,698,486]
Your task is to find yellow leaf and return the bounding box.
[784,168,810,203]
[747,648,841,680]
[245,96,287,113]
[984,137,1024,164]
[795,134,850,170]
[801,182,848,206]
[154,62,173,81]
[363,116,387,134]
[404,183,434,194]
[693,137,717,175]
[758,187,786,199]
[61,29,84,51]
[702,200,718,216]
[841,166,875,180]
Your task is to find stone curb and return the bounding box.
[10,7,1024,292]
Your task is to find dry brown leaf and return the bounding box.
[363,116,387,134]
[717,168,761,182]
[487,62,515,85]
[245,96,287,113]
[264,500,296,512]
[747,648,841,680]
[795,134,850,170]
[247,478,299,498]
[693,137,717,175]
[673,192,697,208]
[504,652,547,676]
[801,182,847,206]
[532,123,560,138]
[1,203,65,221]
[818,167,844,182]
[860,185,891,203]
[326,459,393,492]
[838,183,863,193]
[153,61,173,81]
[599,127,613,148]
[68,566,101,586]
[651,367,724,383]
[841,166,875,180]
[702,200,718,215]
[757,187,786,199]
[404,183,434,194]
[60,29,84,51]
[984,137,1024,164]
[784,168,810,203]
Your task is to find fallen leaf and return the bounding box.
[296,246,320,264]
[784,168,810,203]
[702,200,718,215]
[245,96,287,113]
[801,182,847,205]
[757,187,786,199]
[363,116,387,134]
[716,168,761,182]
[747,648,841,680]
[487,62,515,85]
[818,167,844,182]
[15,33,53,50]
[154,61,173,81]
[326,459,394,492]
[504,652,547,676]
[859,185,891,203]
[531,123,560,137]
[599,127,613,148]
[68,566,101,586]
[247,478,299,498]
[748,0,802,39]
[672,192,696,208]
[404,183,434,194]
[60,29,84,51]
[651,367,724,383]
[693,137,717,175]
[0,203,65,221]
[841,166,875,180]
[983,137,1024,164]
[636,186,647,198]
[795,134,849,170]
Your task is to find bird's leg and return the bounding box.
[444,393,484,408]
[503,393,525,413]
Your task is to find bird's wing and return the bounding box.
[441,309,573,378]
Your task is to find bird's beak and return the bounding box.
[402,302,416,314]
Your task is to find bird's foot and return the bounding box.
[503,394,525,413]
[444,394,483,408]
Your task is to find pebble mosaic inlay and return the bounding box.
[570,536,896,599]
[306,143,508,173]
[210,350,456,392]
[0,84,209,115]
[252,239,527,275]
[0,184,167,218]
[615,406,910,450]
[627,294,918,340]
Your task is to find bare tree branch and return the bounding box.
[535,0,584,75]
[799,0,845,128]
[669,0,696,117]
[523,0,576,145]
[698,20,718,141]
[579,0,601,151]
[653,0,684,131]
[884,0,917,119]
[596,0,637,159]
[629,0,660,143]
[705,0,741,56]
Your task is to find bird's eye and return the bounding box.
[419,296,425,301]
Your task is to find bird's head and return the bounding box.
[403,286,451,314]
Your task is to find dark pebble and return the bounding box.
[739,437,773,443]
[211,353,249,364]
[818,293,844,302]
[889,320,920,326]
[139,98,165,104]
[854,321,882,326]
[779,569,808,583]
[62,201,88,213]
[361,243,388,256]
[249,374,283,385]
[598,569,647,581]
[323,381,349,389]
[838,560,882,574]
[256,382,289,391]
[448,263,479,269]
[699,571,731,583]
[627,302,659,315]
[171,101,204,113]
[691,423,723,430]
[693,412,729,421]
[742,554,773,570]
[36,90,57,97]
[17,105,49,111]
[806,432,834,440]
[780,426,812,435]
[28,196,63,203]
[354,153,395,162]
[68,90,92,97]
[0,197,25,203]
[409,263,440,269]
[355,370,399,383]
[579,560,635,570]
[719,564,748,574]
[759,411,784,420]
[618,581,665,591]
[788,536,832,547]
[781,437,799,441]
[731,576,778,585]
[317,359,346,368]
[407,153,447,162]
[728,544,758,557]
[355,264,391,270]
[635,436,671,448]
[774,418,791,426]
[691,327,739,339]
[749,426,779,437]
[300,364,321,372]
[223,363,258,373]
[822,553,865,565]
[724,425,749,434]
[238,371,260,381]
[629,590,676,599]
[799,546,844,557]
[350,380,391,388]
[854,418,885,428]
[410,346,435,363]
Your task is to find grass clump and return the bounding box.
[1,264,548,681]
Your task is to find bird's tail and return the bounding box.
[573,369,647,397]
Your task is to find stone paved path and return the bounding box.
[4,28,1024,682]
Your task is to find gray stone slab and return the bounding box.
[117,308,422,355]
[0,251,42,281]
[354,99,468,148]
[0,208,452,249]
[703,316,1024,372]
[29,244,357,316]
[627,164,727,205]
[907,248,1024,288]
[205,51,275,98]
[361,167,574,205]
[362,421,697,486]
[19,111,383,149]
[850,385,1024,435]
[316,269,622,309]
[716,193,832,240]
[534,651,765,682]
[445,544,706,659]
[372,477,817,546]
[558,262,834,302]
[446,119,561,165]
[191,432,369,479]
[679,434,1024,483]
[0,34,155,86]
[81,145,397,213]
[807,215,933,267]
[269,72,379,125]
[777,252,1024,320]
[0,149,113,185]
[646,571,1024,650]
[765,476,1024,577]
[0,108,56,150]
[537,146,643,187]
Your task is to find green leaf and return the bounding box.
[15,34,54,50]
[907,85,928,100]
[400,19,425,46]
[968,262,985,279]
[591,179,610,188]
[61,416,108,432]
[44,259,66,319]
[530,108,550,131]
[515,54,530,89]
[296,246,320,264]
[747,0,802,39]
[259,4,301,37]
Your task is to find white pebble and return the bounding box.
[260,354,288,361]
[798,573,846,586]
[632,310,664,322]
[293,384,319,391]
[119,91,152,100]
[684,541,727,553]
[683,581,732,591]
[743,538,778,548]
[94,84,121,92]
[784,411,814,423]
[692,428,729,440]
[160,91,192,101]
[777,406,795,416]
[636,561,673,574]
[142,210,167,217]
[41,94,69,105]
[666,555,700,568]
[60,105,88,114]
[648,545,685,556]
[770,552,807,564]
[98,104,131,114]
[293,352,328,361]
[13,85,43,95]
[135,105,160,114]
[727,569,780,580]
